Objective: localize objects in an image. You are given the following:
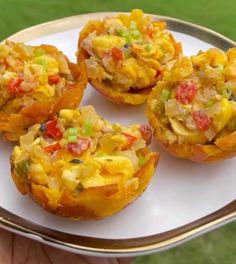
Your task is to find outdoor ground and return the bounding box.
[0,0,236,263]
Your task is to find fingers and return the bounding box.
[0,228,133,264]
[0,228,13,264]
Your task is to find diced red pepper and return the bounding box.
[147,29,154,38]
[139,124,152,146]
[67,137,90,156]
[111,47,123,61]
[48,75,60,85]
[44,119,62,140]
[122,132,137,149]
[175,81,197,105]
[7,77,24,95]
[43,142,61,153]
[192,111,210,131]
[155,69,162,78]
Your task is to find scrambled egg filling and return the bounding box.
[150,48,236,144]
[0,41,73,113]
[12,105,151,194]
[81,9,181,91]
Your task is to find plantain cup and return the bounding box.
[147,48,236,163]
[11,105,159,219]
[77,9,182,105]
[0,41,87,141]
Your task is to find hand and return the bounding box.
[0,227,132,264]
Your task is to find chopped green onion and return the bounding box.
[117,28,131,44]
[160,89,170,103]
[34,56,47,69]
[81,118,93,136]
[67,135,78,143]
[64,127,78,137]
[130,29,141,39]
[205,100,214,108]
[14,160,30,180]
[155,101,165,114]
[155,89,170,114]
[129,21,137,30]
[221,86,231,99]
[125,35,132,44]
[117,28,129,37]
[226,117,236,131]
[145,44,152,52]
[34,48,45,57]
[138,157,145,166]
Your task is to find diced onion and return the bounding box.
[204,126,217,141]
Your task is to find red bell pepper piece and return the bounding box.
[111,47,123,61]
[155,69,162,78]
[43,142,61,153]
[67,137,90,156]
[7,77,24,95]
[48,74,60,85]
[122,132,137,149]
[192,111,210,131]
[175,81,197,105]
[44,119,62,140]
[147,29,154,38]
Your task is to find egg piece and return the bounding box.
[92,36,126,58]
[210,99,233,131]
[169,118,207,144]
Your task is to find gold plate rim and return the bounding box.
[1,202,236,256]
[6,12,236,49]
[1,12,236,256]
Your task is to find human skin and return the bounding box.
[0,228,132,264]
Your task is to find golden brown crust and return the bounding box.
[78,20,103,47]
[0,50,87,141]
[11,150,159,219]
[146,88,236,163]
[90,79,150,105]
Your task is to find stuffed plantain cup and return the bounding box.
[0,41,87,141]
[147,48,236,163]
[78,9,182,105]
[11,105,159,219]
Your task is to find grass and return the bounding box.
[1,0,236,263]
[132,223,236,264]
[0,0,236,41]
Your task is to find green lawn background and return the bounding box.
[1,0,236,263]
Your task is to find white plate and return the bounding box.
[0,12,236,257]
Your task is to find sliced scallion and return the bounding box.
[160,89,170,103]
[67,135,78,143]
[81,118,93,136]
[14,160,30,180]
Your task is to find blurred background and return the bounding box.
[0,0,236,263]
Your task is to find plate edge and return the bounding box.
[1,199,236,256]
[3,12,236,49]
[1,11,236,256]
